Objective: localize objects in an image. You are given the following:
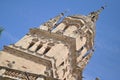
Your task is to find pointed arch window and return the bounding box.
[43,46,51,54]
[27,42,35,49]
[35,44,43,52]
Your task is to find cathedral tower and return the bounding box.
[0,7,104,80]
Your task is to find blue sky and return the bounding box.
[0,0,120,80]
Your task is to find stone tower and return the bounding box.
[0,7,104,80]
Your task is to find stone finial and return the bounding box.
[88,5,106,22]
[40,12,66,31]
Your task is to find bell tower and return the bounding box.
[0,7,104,80]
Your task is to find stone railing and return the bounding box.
[0,66,58,80]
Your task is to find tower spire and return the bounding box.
[88,5,106,22]
[96,5,106,15]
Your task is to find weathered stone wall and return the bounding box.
[0,12,96,80]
